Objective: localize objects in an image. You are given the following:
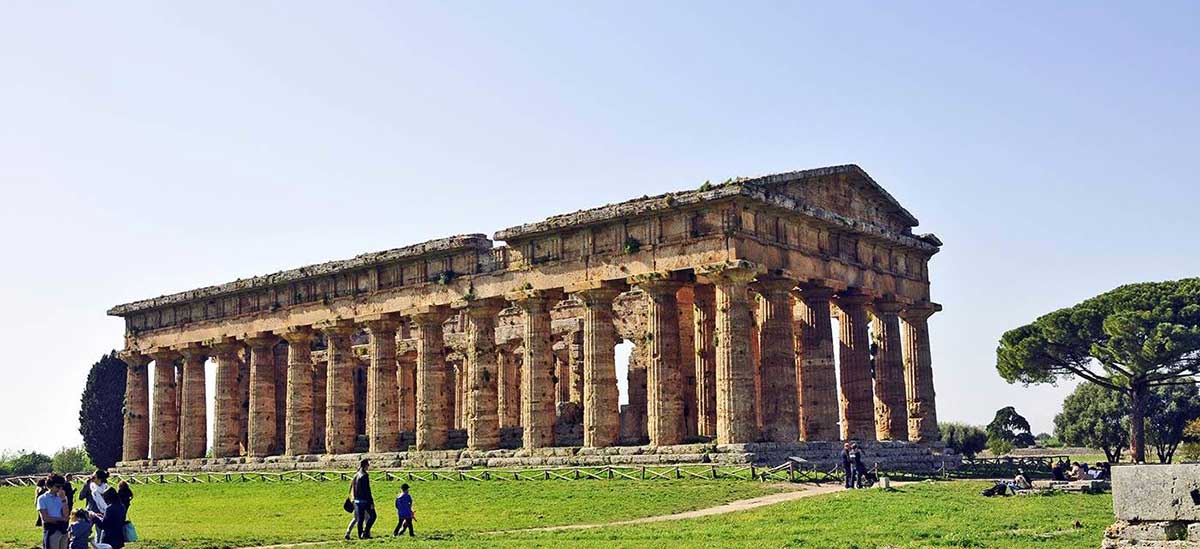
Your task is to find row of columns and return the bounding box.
[120,270,939,462]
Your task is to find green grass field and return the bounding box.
[1,479,1113,548]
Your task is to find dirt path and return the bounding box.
[238,483,850,548]
[486,482,846,534]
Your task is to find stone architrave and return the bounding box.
[707,263,759,445]
[872,299,908,441]
[572,285,621,448]
[509,290,557,449]
[244,333,279,457]
[793,285,840,441]
[637,278,685,447]
[834,291,875,441]
[902,303,941,443]
[412,307,451,450]
[119,352,151,462]
[692,284,717,438]
[177,344,209,459]
[149,350,180,460]
[280,327,315,456]
[753,278,799,443]
[320,321,356,455]
[364,317,400,453]
[459,299,505,451]
[211,339,243,458]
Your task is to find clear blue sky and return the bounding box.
[2,2,1197,454]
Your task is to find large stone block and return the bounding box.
[1113,464,1200,522]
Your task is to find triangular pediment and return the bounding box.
[744,165,919,233]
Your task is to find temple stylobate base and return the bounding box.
[113,440,960,474]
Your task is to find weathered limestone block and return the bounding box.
[639,278,686,446]
[794,285,839,441]
[834,292,875,441]
[872,299,908,441]
[119,352,151,462]
[575,286,621,448]
[1113,464,1200,522]
[364,318,400,453]
[512,291,557,449]
[709,263,758,445]
[281,328,315,456]
[414,307,451,450]
[178,345,208,459]
[902,304,941,443]
[754,278,799,443]
[321,322,356,455]
[150,350,180,460]
[245,334,279,457]
[692,284,717,439]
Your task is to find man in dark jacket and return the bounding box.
[840,443,854,489]
[345,459,376,540]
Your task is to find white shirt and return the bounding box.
[89,481,109,513]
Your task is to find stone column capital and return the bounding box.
[148,348,180,363]
[240,331,280,349]
[118,350,151,368]
[901,302,942,322]
[361,316,401,335]
[453,297,507,319]
[634,277,685,297]
[833,289,874,308]
[698,260,759,285]
[210,337,244,359]
[279,326,315,344]
[573,286,621,306]
[174,343,209,361]
[873,297,907,315]
[793,282,838,302]
[409,305,452,327]
[751,277,797,296]
[506,288,563,307]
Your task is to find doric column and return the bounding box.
[707,263,758,444]
[412,307,451,450]
[363,316,400,453]
[119,352,151,462]
[310,353,327,454]
[149,350,180,460]
[497,344,520,429]
[902,303,941,443]
[676,285,698,440]
[692,284,717,439]
[211,339,243,458]
[793,285,839,441]
[320,320,356,455]
[573,285,621,448]
[872,299,908,441]
[834,291,875,441]
[509,290,557,449]
[568,329,584,405]
[753,278,800,443]
[243,333,279,457]
[638,278,685,446]
[553,348,569,407]
[623,342,648,442]
[279,327,315,456]
[177,344,209,459]
[459,299,505,450]
[450,361,463,430]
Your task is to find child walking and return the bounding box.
[393,484,415,537]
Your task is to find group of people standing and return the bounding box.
[343,459,416,540]
[840,442,874,489]
[34,469,134,549]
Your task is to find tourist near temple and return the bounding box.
[108,164,954,472]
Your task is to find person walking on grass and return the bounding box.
[393,483,415,537]
[345,459,377,540]
[848,443,865,489]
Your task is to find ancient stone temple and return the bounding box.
[109,164,952,471]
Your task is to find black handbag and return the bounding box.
[343,498,354,513]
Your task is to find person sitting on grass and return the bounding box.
[1050,460,1067,481]
[1068,462,1084,480]
[68,509,92,549]
[393,483,415,537]
[1006,469,1032,492]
